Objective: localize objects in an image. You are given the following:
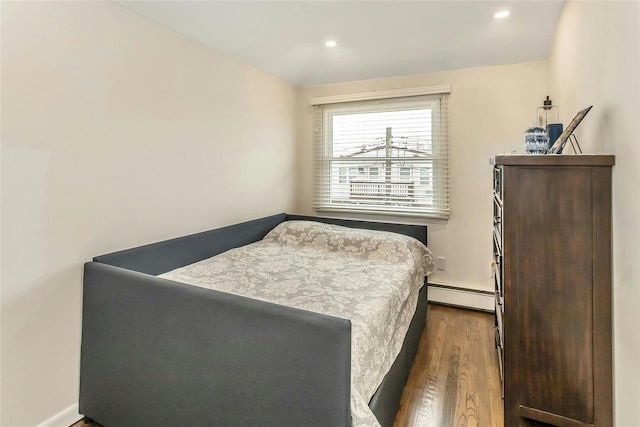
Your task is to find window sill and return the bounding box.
[314,207,449,224]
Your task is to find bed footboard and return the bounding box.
[79,262,351,427]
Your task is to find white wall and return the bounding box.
[296,61,548,292]
[548,1,640,425]
[0,2,297,426]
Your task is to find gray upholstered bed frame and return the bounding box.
[79,213,428,427]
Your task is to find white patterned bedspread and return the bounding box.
[160,220,434,427]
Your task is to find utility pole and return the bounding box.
[385,127,392,200]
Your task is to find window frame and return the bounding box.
[313,92,449,219]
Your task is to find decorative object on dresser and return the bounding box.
[523,125,550,154]
[549,105,593,154]
[524,96,563,154]
[537,96,563,147]
[491,155,614,427]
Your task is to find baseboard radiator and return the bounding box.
[427,283,495,312]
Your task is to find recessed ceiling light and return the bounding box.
[494,10,510,19]
[325,40,337,47]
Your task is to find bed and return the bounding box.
[79,213,434,427]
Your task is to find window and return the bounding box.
[312,92,449,219]
[338,167,347,184]
[369,166,379,180]
[420,167,432,185]
[399,167,411,181]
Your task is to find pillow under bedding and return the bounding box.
[263,220,435,276]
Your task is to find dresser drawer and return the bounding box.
[495,326,504,388]
[495,294,504,347]
[493,254,503,301]
[493,195,503,237]
[493,227,502,256]
[493,166,503,201]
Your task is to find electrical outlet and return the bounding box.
[436,256,446,271]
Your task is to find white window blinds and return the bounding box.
[312,92,449,219]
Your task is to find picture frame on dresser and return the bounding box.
[549,105,592,154]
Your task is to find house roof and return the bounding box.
[344,144,429,158]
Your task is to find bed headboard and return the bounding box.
[92,213,427,275]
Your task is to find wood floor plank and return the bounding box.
[72,304,503,427]
[422,316,448,425]
[395,308,451,427]
[474,313,493,427]
[441,342,460,426]
[485,308,504,426]
[454,314,481,427]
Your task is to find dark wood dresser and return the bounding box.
[491,155,614,427]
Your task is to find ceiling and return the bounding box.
[115,1,565,87]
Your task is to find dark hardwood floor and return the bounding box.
[73,304,502,427]
[393,304,503,427]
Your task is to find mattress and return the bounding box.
[160,220,434,427]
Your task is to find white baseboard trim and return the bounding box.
[36,403,82,427]
[428,282,495,312]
